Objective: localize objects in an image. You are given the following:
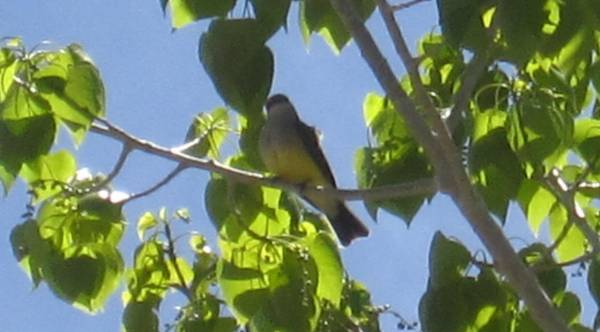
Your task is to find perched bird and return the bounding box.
[259,94,369,246]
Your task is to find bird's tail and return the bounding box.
[329,203,369,246]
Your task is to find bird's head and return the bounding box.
[265,94,292,113]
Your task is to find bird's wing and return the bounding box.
[296,120,338,187]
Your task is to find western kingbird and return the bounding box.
[259,94,369,246]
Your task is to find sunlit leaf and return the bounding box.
[137,212,158,241]
[169,0,235,29]
[303,232,343,306]
[20,150,77,201]
[548,203,586,262]
[300,0,375,53]
[44,243,123,313]
[517,179,556,234]
[428,232,471,287]
[184,107,230,159]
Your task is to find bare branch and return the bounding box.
[90,119,437,202]
[321,178,436,201]
[122,165,186,203]
[163,219,193,301]
[375,0,465,193]
[329,0,569,330]
[390,0,430,11]
[544,168,600,253]
[532,251,595,273]
[447,53,490,131]
[90,143,132,190]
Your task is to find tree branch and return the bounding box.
[90,143,132,190]
[447,52,490,131]
[90,119,437,202]
[532,251,595,273]
[329,0,569,330]
[163,219,193,301]
[544,168,600,253]
[390,0,430,11]
[122,165,186,203]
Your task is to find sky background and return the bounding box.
[0,1,594,331]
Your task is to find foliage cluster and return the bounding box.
[3,0,600,331]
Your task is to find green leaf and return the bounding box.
[217,259,266,323]
[20,150,77,201]
[519,243,567,299]
[300,0,375,53]
[36,193,125,248]
[356,93,433,223]
[174,207,191,223]
[470,112,524,221]
[420,268,511,332]
[250,0,291,38]
[167,257,194,286]
[517,179,556,234]
[211,318,238,332]
[436,0,490,52]
[427,231,471,288]
[1,83,51,120]
[184,107,230,159]
[507,93,572,167]
[10,219,50,286]
[122,298,160,332]
[574,119,600,171]
[548,203,586,262]
[303,232,343,306]
[23,192,127,312]
[588,256,600,307]
[238,113,265,169]
[218,243,323,331]
[33,44,105,127]
[262,248,318,331]
[169,0,235,29]
[44,243,123,313]
[175,293,222,331]
[137,212,158,241]
[128,240,171,301]
[495,0,548,64]
[541,0,597,75]
[417,34,466,108]
[189,234,208,253]
[0,114,57,193]
[0,45,20,101]
[199,19,273,116]
[340,280,381,331]
[419,280,469,332]
[556,292,581,326]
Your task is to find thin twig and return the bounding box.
[329,0,569,330]
[544,168,600,253]
[447,53,490,131]
[390,0,430,11]
[90,143,132,190]
[531,251,595,273]
[163,219,193,301]
[547,218,574,254]
[121,165,186,203]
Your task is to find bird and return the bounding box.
[259,93,369,246]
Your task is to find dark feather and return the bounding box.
[295,119,337,186]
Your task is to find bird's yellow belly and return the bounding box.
[269,147,327,185]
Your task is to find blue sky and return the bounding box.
[0,1,591,331]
